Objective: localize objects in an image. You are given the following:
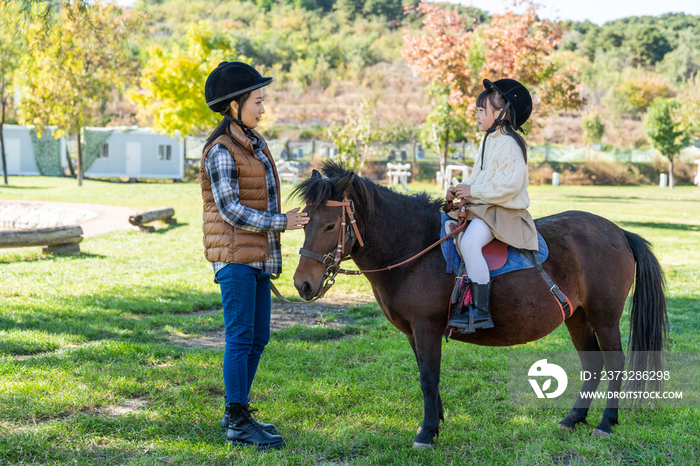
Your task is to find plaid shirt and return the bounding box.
[204,135,287,276]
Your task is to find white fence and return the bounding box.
[185,136,700,165]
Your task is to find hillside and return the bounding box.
[128,1,699,147]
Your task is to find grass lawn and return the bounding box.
[1,176,699,465]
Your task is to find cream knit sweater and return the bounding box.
[466,130,530,210]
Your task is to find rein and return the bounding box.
[293,197,469,301]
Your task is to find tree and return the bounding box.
[614,73,673,118]
[0,0,25,185]
[129,22,243,138]
[627,25,672,67]
[403,0,584,182]
[18,1,141,185]
[326,99,381,176]
[676,75,700,138]
[581,112,605,149]
[643,98,687,189]
[404,1,584,114]
[420,86,470,188]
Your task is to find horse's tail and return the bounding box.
[624,230,668,392]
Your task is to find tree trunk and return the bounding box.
[65,137,75,177]
[1,75,7,185]
[412,140,417,178]
[129,208,176,226]
[441,128,450,189]
[669,158,675,189]
[77,130,83,186]
[0,226,83,248]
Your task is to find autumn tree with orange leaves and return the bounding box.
[403,1,584,139]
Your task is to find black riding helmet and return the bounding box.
[205,62,273,114]
[482,78,532,132]
[477,78,532,169]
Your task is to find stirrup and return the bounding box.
[448,308,475,333]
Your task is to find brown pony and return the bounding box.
[292,162,667,448]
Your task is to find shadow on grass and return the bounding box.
[0,286,222,355]
[151,222,189,234]
[273,325,358,342]
[0,185,46,189]
[0,251,107,264]
[617,221,700,232]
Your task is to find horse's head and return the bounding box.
[292,163,370,301]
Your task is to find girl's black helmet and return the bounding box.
[205,62,273,113]
[483,78,532,130]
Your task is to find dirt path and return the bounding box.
[168,293,376,349]
[0,200,137,237]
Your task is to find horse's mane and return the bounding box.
[291,161,444,221]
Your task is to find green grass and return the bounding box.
[1,176,699,465]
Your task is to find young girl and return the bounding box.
[200,62,309,450]
[446,79,538,332]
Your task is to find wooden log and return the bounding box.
[43,243,81,255]
[129,207,176,226]
[0,226,83,249]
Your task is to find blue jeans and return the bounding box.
[216,263,271,405]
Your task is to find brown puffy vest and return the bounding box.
[200,123,282,264]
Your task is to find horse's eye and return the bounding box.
[325,223,336,232]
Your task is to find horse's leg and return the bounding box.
[411,326,444,448]
[407,336,445,428]
[559,309,605,432]
[590,326,624,437]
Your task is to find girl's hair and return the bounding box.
[204,92,252,149]
[476,89,527,162]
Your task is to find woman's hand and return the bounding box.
[285,207,309,230]
[446,186,457,202]
[453,184,471,200]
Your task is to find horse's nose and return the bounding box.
[295,280,314,300]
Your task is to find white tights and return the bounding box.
[458,218,494,285]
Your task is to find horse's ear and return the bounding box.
[311,169,322,178]
[335,172,355,197]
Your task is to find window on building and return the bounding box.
[97,143,109,158]
[158,144,172,161]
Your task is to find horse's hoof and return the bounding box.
[413,441,435,450]
[558,423,575,433]
[592,428,612,438]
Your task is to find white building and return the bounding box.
[1,125,67,176]
[84,127,184,180]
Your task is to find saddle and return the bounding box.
[443,199,507,270]
[446,220,508,271]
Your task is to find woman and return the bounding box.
[446,79,537,332]
[200,61,309,450]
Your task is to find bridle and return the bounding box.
[296,197,468,301]
[298,197,365,301]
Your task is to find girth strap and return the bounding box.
[520,249,573,322]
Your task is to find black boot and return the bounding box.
[448,280,494,331]
[226,403,286,450]
[221,403,278,435]
[470,280,494,329]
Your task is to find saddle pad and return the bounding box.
[439,211,549,278]
[448,221,508,270]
